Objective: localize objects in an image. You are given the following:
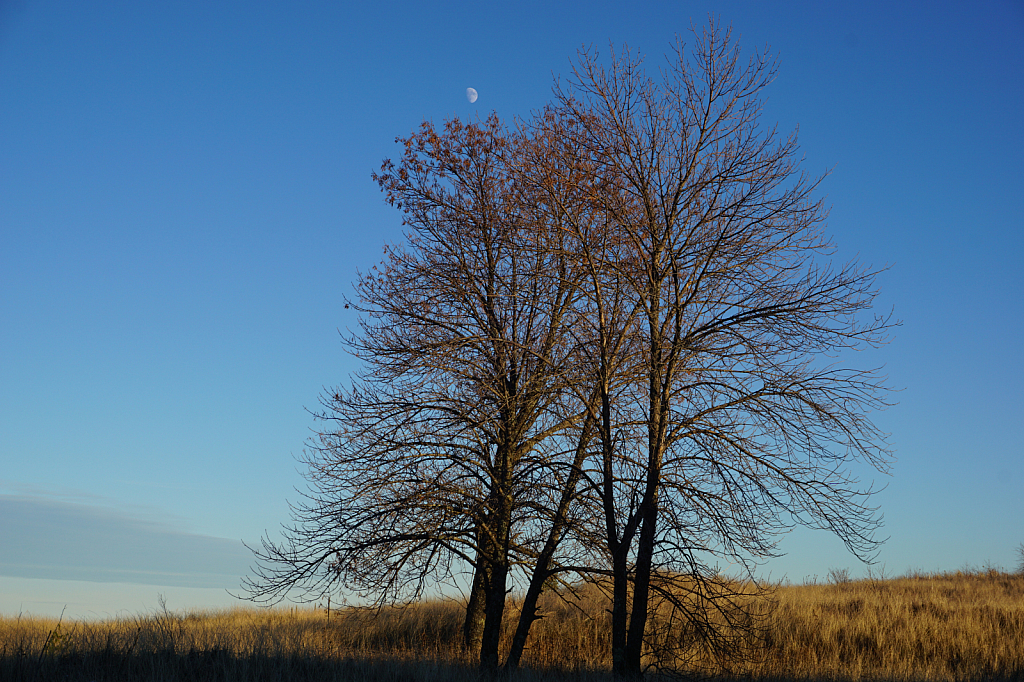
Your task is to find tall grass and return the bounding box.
[753,568,1024,681]
[2,569,1022,680]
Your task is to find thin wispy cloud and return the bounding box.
[0,495,250,589]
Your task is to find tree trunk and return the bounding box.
[505,414,595,671]
[463,559,488,654]
[504,567,544,671]
[599,376,634,679]
[624,501,658,676]
[478,504,511,671]
[479,560,508,670]
[611,545,630,677]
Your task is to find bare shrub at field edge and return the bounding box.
[3,571,1023,681]
[828,567,853,585]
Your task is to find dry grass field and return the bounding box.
[756,569,1024,681]
[1,569,1022,681]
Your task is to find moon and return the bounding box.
[466,87,478,103]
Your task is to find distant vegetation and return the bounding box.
[3,569,1022,681]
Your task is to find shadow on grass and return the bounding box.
[5,649,1024,682]
[1,648,627,682]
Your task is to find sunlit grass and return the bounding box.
[2,569,1022,680]
[753,568,1024,681]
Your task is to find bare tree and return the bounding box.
[247,20,895,679]
[244,114,594,671]
[539,20,896,677]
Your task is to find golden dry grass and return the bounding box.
[752,569,1024,681]
[1,570,1022,680]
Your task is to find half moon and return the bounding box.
[466,87,478,103]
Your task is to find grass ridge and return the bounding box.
[2,569,1022,680]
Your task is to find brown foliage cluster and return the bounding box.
[4,571,1023,681]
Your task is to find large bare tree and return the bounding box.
[540,21,896,677]
[246,20,895,678]
[243,114,596,671]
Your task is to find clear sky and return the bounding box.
[1,0,1022,619]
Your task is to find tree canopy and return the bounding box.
[244,20,895,678]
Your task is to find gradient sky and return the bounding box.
[2,0,1022,619]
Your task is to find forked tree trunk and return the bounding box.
[505,415,595,671]
[611,545,630,676]
[624,500,658,675]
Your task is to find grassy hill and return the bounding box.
[2,569,1022,680]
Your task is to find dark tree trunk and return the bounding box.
[505,415,595,671]
[597,376,636,679]
[463,558,488,654]
[624,501,658,676]
[611,544,631,677]
[478,502,511,671]
[620,308,668,677]
[504,567,545,671]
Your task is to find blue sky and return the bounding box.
[1,0,1022,619]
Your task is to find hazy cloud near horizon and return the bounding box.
[0,495,251,588]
